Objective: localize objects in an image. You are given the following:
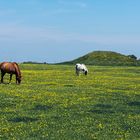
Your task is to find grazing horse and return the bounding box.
[0,62,22,84]
[75,63,88,76]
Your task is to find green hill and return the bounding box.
[61,51,140,66]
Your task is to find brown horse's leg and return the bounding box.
[9,74,12,84]
[1,72,5,83]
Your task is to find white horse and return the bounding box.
[75,63,88,76]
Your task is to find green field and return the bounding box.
[0,64,140,140]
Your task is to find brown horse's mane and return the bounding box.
[13,62,21,77]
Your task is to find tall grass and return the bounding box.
[0,64,140,139]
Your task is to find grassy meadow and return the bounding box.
[0,64,140,140]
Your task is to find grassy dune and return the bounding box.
[61,51,139,66]
[0,64,140,139]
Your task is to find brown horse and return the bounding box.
[0,62,22,84]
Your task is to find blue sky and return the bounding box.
[0,0,140,63]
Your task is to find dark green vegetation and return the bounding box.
[61,51,140,66]
[0,64,140,139]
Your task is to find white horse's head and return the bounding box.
[82,64,88,75]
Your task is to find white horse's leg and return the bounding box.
[76,70,79,76]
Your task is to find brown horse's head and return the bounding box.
[16,75,22,84]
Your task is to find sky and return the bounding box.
[0,0,140,63]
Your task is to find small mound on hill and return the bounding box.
[61,51,139,66]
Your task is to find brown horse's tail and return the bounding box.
[0,62,5,70]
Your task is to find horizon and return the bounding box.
[0,0,140,63]
[18,50,140,64]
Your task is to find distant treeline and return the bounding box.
[22,61,47,64]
